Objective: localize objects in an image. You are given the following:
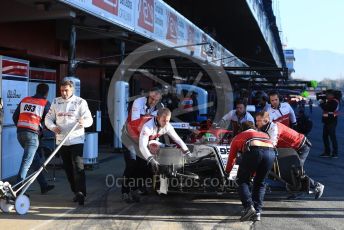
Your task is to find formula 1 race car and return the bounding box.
[170,120,233,145]
[163,122,310,196]
[153,144,310,197]
[155,144,237,195]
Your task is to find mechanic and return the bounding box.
[12,83,54,195]
[45,80,93,205]
[266,91,297,128]
[128,87,164,122]
[121,87,164,202]
[255,111,324,199]
[226,122,275,222]
[121,108,192,203]
[139,108,192,171]
[319,91,339,158]
[218,98,255,136]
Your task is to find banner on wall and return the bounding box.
[187,25,195,51]
[1,58,29,125]
[92,0,119,15]
[138,0,154,32]
[166,11,177,44]
[177,16,186,45]
[0,56,30,179]
[59,0,246,67]
[153,0,165,40]
[201,33,208,58]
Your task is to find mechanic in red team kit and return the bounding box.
[255,111,325,200]
[226,122,276,222]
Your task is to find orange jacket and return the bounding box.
[17,97,48,132]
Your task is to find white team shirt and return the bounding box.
[266,102,296,127]
[45,95,93,145]
[139,118,188,160]
[221,110,255,124]
[131,97,163,121]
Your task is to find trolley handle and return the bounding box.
[15,122,80,197]
[43,122,80,167]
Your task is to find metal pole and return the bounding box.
[119,40,125,63]
[114,41,126,149]
[68,24,77,76]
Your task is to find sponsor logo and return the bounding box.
[187,26,195,51]
[92,0,119,15]
[138,0,154,32]
[201,33,208,57]
[57,112,74,117]
[7,89,21,99]
[166,11,177,44]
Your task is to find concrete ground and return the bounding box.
[0,106,343,230]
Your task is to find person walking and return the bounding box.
[13,83,55,194]
[45,80,93,205]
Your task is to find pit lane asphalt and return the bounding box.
[0,136,251,230]
[1,106,343,230]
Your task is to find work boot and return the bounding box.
[251,212,261,222]
[314,183,325,199]
[41,185,55,195]
[240,205,256,222]
[76,192,85,205]
[320,153,331,158]
[331,153,338,158]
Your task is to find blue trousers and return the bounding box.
[17,131,47,189]
[237,147,276,213]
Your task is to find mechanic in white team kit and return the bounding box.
[266,91,297,128]
[129,87,164,121]
[218,98,255,136]
[45,80,93,205]
[121,87,164,202]
[121,108,192,203]
[139,108,192,168]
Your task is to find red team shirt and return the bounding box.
[226,129,273,173]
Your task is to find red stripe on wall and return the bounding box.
[30,69,56,81]
[2,60,29,76]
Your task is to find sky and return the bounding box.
[278,0,344,81]
[278,0,344,54]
